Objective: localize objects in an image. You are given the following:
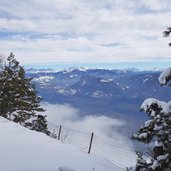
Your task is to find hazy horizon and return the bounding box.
[24,60,171,70]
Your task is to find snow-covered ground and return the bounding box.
[43,103,137,170]
[0,117,125,171]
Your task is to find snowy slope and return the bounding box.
[0,117,124,171]
[44,103,136,169]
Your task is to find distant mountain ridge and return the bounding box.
[26,67,171,135]
[26,67,162,74]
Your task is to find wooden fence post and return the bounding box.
[58,125,62,140]
[88,132,94,154]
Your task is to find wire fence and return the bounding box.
[49,124,136,169]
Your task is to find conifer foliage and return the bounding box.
[0,53,49,135]
[130,95,171,170]
[127,29,171,171]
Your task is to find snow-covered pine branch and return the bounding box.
[129,46,171,170]
[159,68,171,86]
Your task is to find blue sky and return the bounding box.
[0,0,171,69]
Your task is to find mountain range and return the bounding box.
[26,67,171,136]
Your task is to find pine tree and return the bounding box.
[31,115,50,135]
[0,55,4,69]
[128,30,171,171]
[0,53,45,124]
[130,95,171,170]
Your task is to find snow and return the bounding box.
[57,89,77,95]
[154,141,163,147]
[141,68,162,72]
[100,79,113,83]
[157,154,169,161]
[144,120,153,127]
[26,69,57,74]
[33,76,54,83]
[62,67,88,74]
[141,98,166,113]
[158,67,171,85]
[150,160,158,170]
[91,91,104,98]
[41,103,137,169]
[0,117,124,171]
[138,132,148,139]
[69,75,78,78]
[116,68,139,74]
[143,78,149,83]
[82,80,86,86]
[57,125,136,169]
[141,98,171,116]
[141,98,171,115]
[161,101,171,114]
[154,125,163,131]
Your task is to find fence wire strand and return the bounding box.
[52,124,136,170]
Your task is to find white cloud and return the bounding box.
[139,0,171,11]
[43,103,80,124]
[0,0,171,64]
[43,102,125,137]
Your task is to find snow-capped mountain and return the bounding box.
[27,67,170,107]
[26,68,171,136]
